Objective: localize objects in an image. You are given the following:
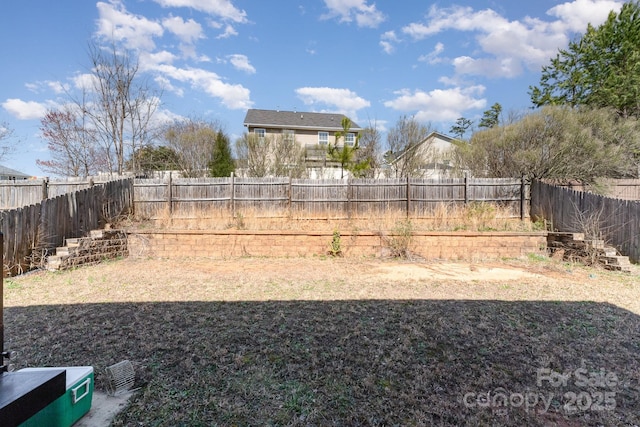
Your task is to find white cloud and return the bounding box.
[322,0,386,28]
[216,24,238,39]
[418,42,445,64]
[71,73,97,92]
[384,86,486,122]
[452,56,522,78]
[547,0,623,32]
[153,64,252,109]
[295,87,370,119]
[24,80,70,95]
[151,107,185,126]
[46,81,70,95]
[154,75,184,97]
[399,1,623,79]
[139,50,178,70]
[96,1,163,51]
[2,99,49,120]
[153,0,248,23]
[162,15,205,44]
[227,54,256,74]
[380,31,399,54]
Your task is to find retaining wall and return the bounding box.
[127,230,547,261]
[47,230,129,271]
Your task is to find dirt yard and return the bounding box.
[4,256,640,426]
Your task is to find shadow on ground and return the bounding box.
[5,300,640,426]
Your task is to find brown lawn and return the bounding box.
[4,256,640,426]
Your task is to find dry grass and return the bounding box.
[4,256,640,426]
[130,203,540,233]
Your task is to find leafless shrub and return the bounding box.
[381,219,416,259]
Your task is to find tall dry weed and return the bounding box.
[136,202,535,232]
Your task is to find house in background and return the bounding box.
[387,131,460,179]
[243,109,362,177]
[0,164,31,180]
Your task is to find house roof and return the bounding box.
[390,131,457,163]
[244,109,362,132]
[0,164,31,179]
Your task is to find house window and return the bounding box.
[282,129,295,143]
[318,131,328,145]
[254,128,265,140]
[345,133,355,146]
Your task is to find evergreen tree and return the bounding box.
[478,103,502,129]
[530,1,640,118]
[209,131,235,177]
[127,145,180,173]
[327,117,369,178]
[449,117,473,139]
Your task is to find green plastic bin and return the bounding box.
[18,366,94,427]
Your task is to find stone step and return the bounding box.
[601,255,631,267]
[584,239,605,250]
[90,229,105,239]
[54,246,76,257]
[46,255,68,270]
[546,233,632,273]
[46,229,128,271]
[603,263,633,272]
[65,238,80,247]
[599,247,617,257]
[547,232,585,242]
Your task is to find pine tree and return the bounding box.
[209,131,235,177]
[530,1,640,118]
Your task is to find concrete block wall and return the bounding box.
[47,230,128,270]
[127,230,547,261]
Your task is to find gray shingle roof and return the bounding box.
[0,164,30,179]
[244,109,362,131]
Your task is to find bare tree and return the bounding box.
[37,104,103,177]
[0,122,16,162]
[161,118,223,177]
[272,134,307,178]
[85,41,160,175]
[355,123,382,178]
[235,133,272,177]
[236,133,307,178]
[386,115,432,178]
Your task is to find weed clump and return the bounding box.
[385,219,415,259]
[328,230,342,257]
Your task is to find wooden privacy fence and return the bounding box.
[0,176,132,210]
[560,179,640,201]
[1,179,133,276]
[531,180,640,263]
[134,176,529,219]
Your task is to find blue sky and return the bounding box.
[0,0,625,176]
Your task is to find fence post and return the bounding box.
[464,172,469,205]
[167,172,173,216]
[230,172,235,217]
[288,176,292,217]
[520,175,526,220]
[406,176,411,218]
[0,231,3,361]
[41,178,49,200]
[347,178,352,220]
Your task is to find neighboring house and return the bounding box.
[387,131,459,178]
[243,109,362,177]
[244,108,362,148]
[0,164,31,180]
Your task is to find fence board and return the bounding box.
[1,179,133,275]
[560,179,640,200]
[0,176,132,210]
[134,177,529,219]
[531,180,640,262]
